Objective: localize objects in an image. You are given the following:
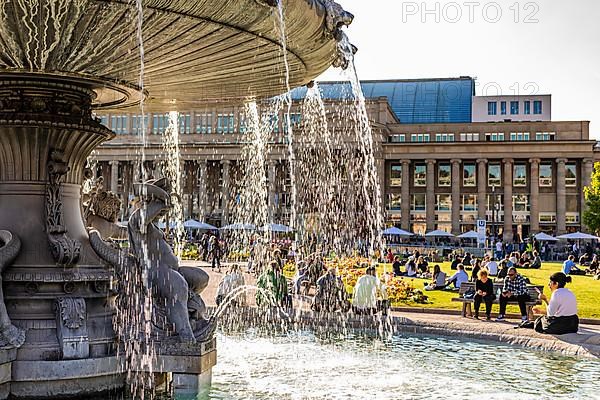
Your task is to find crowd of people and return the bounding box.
[209,238,588,335]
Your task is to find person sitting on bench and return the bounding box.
[535,272,579,334]
[496,267,530,322]
[474,269,495,320]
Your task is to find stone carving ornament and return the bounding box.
[0,230,26,348]
[46,150,81,266]
[56,298,86,329]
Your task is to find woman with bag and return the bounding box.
[535,272,579,334]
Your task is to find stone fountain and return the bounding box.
[0,0,353,398]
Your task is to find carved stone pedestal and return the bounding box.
[0,349,16,400]
[0,75,121,398]
[135,338,217,399]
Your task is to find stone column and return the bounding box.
[377,158,386,221]
[503,158,513,243]
[426,159,436,232]
[556,158,567,234]
[451,159,461,235]
[197,161,208,221]
[400,160,411,231]
[109,160,119,193]
[220,160,230,225]
[581,159,594,232]
[529,158,540,233]
[268,160,277,223]
[477,159,487,221]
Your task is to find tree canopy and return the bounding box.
[583,162,600,234]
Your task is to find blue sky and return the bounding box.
[319,0,600,136]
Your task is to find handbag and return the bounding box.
[463,289,476,299]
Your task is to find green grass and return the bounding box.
[376,262,600,319]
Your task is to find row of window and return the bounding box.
[389,194,527,212]
[98,112,302,135]
[388,131,555,143]
[487,100,543,116]
[388,194,579,223]
[390,162,578,188]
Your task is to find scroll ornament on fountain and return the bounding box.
[255,0,357,70]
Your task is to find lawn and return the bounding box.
[376,262,600,319]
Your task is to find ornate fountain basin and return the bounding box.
[0,0,350,110]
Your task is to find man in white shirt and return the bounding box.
[352,266,385,314]
[445,264,469,289]
[484,256,498,276]
[495,240,503,260]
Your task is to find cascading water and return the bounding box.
[337,33,385,258]
[275,1,297,233]
[162,111,185,257]
[113,1,156,398]
[229,101,274,272]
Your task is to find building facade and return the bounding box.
[472,94,551,123]
[94,77,598,242]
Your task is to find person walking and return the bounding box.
[209,235,222,272]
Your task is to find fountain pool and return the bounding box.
[205,329,600,400]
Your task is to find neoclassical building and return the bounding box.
[94,77,598,242]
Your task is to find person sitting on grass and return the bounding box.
[562,255,585,276]
[416,256,429,275]
[496,260,509,281]
[496,267,530,322]
[587,254,599,275]
[474,269,495,320]
[535,272,579,334]
[352,266,385,315]
[424,264,446,291]
[529,251,542,269]
[470,259,482,282]
[403,257,418,278]
[484,255,498,276]
[444,264,468,290]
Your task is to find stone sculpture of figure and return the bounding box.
[128,178,212,342]
[83,175,127,240]
[89,178,214,343]
[0,230,26,348]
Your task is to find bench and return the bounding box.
[452,282,543,320]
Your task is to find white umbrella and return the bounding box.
[220,223,256,231]
[382,227,413,236]
[425,229,455,238]
[534,232,559,242]
[260,223,293,233]
[556,232,599,240]
[457,230,479,239]
[183,219,218,230]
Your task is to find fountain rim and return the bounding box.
[0,70,146,110]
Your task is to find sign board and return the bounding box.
[476,219,487,246]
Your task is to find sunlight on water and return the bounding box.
[207,330,600,400]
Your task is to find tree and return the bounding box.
[583,162,600,234]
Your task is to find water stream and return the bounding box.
[162,111,185,257]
